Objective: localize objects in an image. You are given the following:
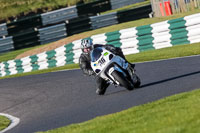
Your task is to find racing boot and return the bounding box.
[96,78,110,95]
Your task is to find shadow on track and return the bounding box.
[140,70,200,88]
[92,71,200,96]
[105,90,127,96]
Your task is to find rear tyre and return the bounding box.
[111,71,134,90]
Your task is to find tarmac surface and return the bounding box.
[1,55,200,133]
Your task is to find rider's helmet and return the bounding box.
[81,39,93,53]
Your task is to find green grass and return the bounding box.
[126,43,200,63]
[0,115,10,131]
[37,88,200,133]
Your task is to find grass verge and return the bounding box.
[126,43,200,63]
[0,115,10,131]
[37,88,200,133]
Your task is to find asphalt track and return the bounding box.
[1,55,200,133]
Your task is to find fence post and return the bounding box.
[160,2,165,16]
[164,1,172,16]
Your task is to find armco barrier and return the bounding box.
[76,0,111,16]
[90,12,118,29]
[12,29,39,50]
[117,4,152,23]
[38,23,67,44]
[7,15,42,34]
[0,23,8,37]
[41,6,78,26]
[0,37,14,53]
[6,15,42,50]
[110,0,145,9]
[66,17,91,35]
[0,23,14,53]
[1,13,200,77]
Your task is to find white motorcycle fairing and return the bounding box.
[90,47,133,85]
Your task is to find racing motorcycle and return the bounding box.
[90,47,141,91]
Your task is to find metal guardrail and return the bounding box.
[7,15,42,34]
[117,4,152,23]
[0,23,14,53]
[0,23,8,37]
[90,12,118,29]
[76,0,111,16]
[38,23,67,44]
[89,4,151,29]
[66,17,91,35]
[110,0,145,9]
[0,37,14,53]
[5,15,42,50]
[41,6,78,26]
[12,29,39,50]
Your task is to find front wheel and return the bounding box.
[111,71,134,90]
[133,74,141,88]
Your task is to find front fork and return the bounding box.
[107,63,133,86]
[108,66,120,85]
[106,57,135,86]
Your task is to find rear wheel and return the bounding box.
[111,71,134,90]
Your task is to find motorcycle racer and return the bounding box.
[79,39,135,95]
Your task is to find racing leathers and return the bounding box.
[79,44,131,95]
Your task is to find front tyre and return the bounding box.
[111,71,134,90]
[132,74,141,88]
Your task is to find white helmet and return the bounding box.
[81,39,93,53]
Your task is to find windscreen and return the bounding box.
[90,47,103,62]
